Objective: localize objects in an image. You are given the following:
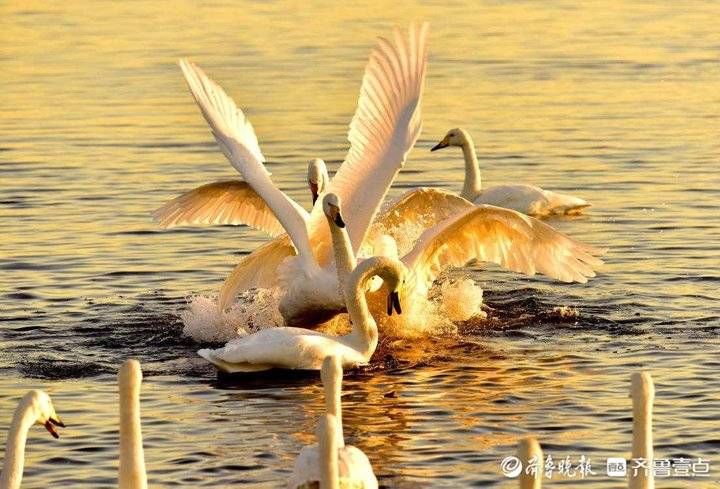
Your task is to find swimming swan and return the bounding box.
[431,128,590,217]
[0,391,64,489]
[197,235,406,372]
[288,356,377,489]
[178,23,428,326]
[118,359,148,489]
[152,158,328,235]
[629,372,654,489]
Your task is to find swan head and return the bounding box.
[21,390,65,439]
[307,158,329,205]
[431,128,469,151]
[369,257,406,316]
[322,193,345,228]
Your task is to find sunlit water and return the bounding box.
[2,1,719,487]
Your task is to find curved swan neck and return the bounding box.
[629,372,654,489]
[119,361,148,489]
[344,258,384,359]
[318,414,339,489]
[0,398,36,489]
[327,217,357,294]
[459,131,481,201]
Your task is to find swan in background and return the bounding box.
[517,437,543,489]
[288,356,377,489]
[0,391,65,489]
[431,128,591,217]
[197,255,405,372]
[178,23,428,325]
[152,158,328,234]
[118,359,148,489]
[629,372,654,489]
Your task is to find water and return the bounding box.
[1,1,719,487]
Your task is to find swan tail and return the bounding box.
[545,191,591,215]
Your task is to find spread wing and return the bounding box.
[403,205,606,294]
[152,180,284,237]
[306,23,430,266]
[217,236,296,311]
[179,60,313,260]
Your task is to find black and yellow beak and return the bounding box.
[309,181,319,205]
[44,417,65,439]
[386,290,402,316]
[431,136,450,152]
[328,204,345,228]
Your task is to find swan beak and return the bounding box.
[310,181,319,205]
[44,417,64,439]
[431,136,449,152]
[386,291,402,316]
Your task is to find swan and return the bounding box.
[320,190,603,331]
[629,372,654,489]
[316,414,340,489]
[152,158,328,234]
[0,391,65,489]
[177,23,429,326]
[431,128,591,217]
[288,355,377,489]
[517,437,543,489]
[197,245,406,372]
[118,359,148,489]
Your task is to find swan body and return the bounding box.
[174,24,428,326]
[118,359,148,489]
[288,356,377,489]
[0,391,64,489]
[198,252,406,373]
[629,372,654,489]
[431,128,590,217]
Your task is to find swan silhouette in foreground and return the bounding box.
[629,372,654,489]
[431,128,590,217]
[152,158,328,234]
[288,356,377,489]
[0,391,64,489]
[118,359,148,489]
[517,437,543,489]
[175,23,428,326]
[198,253,404,372]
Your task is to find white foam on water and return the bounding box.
[181,288,284,343]
[439,278,486,322]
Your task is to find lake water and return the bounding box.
[1,1,719,487]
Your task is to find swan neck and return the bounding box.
[629,377,654,489]
[460,135,481,201]
[119,376,147,489]
[323,372,344,447]
[344,260,380,360]
[0,401,35,489]
[328,219,357,293]
[319,416,340,489]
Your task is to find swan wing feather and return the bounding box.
[152,180,284,236]
[403,205,606,291]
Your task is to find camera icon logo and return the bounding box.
[606,457,627,477]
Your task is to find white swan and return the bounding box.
[431,128,590,217]
[0,391,64,489]
[629,372,654,489]
[517,437,543,489]
[152,158,328,234]
[118,359,148,489]
[288,356,377,489]
[315,414,340,489]
[197,249,406,373]
[178,23,429,326]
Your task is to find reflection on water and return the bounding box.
[1,0,719,487]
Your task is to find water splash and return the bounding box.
[439,279,486,322]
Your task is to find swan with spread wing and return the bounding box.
[170,23,430,326]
